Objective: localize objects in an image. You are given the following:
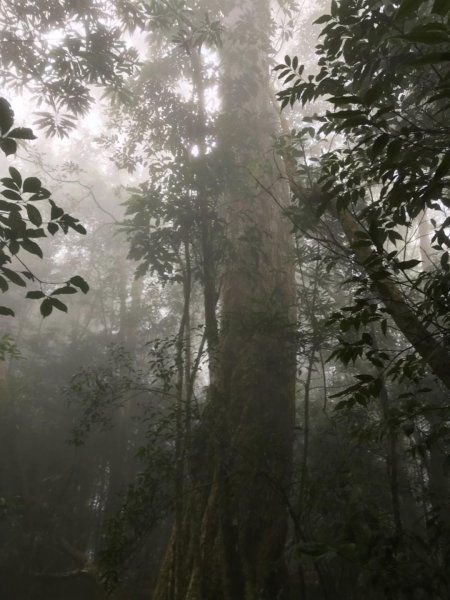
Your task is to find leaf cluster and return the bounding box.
[277,0,450,398]
[0,98,88,317]
[0,0,140,137]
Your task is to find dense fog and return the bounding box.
[1,1,450,599]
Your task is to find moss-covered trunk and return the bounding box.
[153,1,296,598]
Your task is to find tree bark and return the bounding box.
[334,205,450,393]
[153,1,296,598]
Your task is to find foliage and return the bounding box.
[0,0,140,137]
[99,411,177,591]
[115,1,225,292]
[123,184,188,283]
[0,334,20,361]
[0,98,89,317]
[66,344,142,445]
[277,0,450,243]
[65,335,188,589]
[276,0,450,597]
[6,0,450,598]
[277,0,450,397]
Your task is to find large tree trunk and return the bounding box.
[333,205,450,392]
[153,1,296,598]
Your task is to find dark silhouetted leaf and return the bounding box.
[397,0,425,18]
[1,189,22,201]
[51,286,77,295]
[432,0,449,16]
[70,275,89,293]
[0,138,17,156]
[21,239,43,258]
[40,298,53,317]
[7,127,36,140]
[50,200,64,219]
[26,204,43,226]
[0,98,14,135]
[26,290,46,299]
[396,259,421,270]
[2,268,26,286]
[8,167,22,188]
[23,177,41,193]
[50,297,68,312]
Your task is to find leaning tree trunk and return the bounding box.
[153,1,296,599]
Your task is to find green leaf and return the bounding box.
[7,127,36,140]
[0,276,8,292]
[26,204,43,226]
[26,290,46,300]
[434,153,450,179]
[29,188,51,201]
[314,14,332,24]
[49,200,64,219]
[362,332,373,345]
[328,95,361,105]
[8,240,20,255]
[50,297,68,313]
[22,177,41,193]
[47,222,59,235]
[280,96,290,110]
[0,306,14,317]
[0,199,17,211]
[355,374,375,383]
[0,98,14,135]
[397,0,426,18]
[0,138,17,156]
[386,138,402,162]
[51,286,77,295]
[363,82,384,105]
[432,0,449,16]
[335,399,352,410]
[69,275,89,294]
[71,222,87,235]
[410,52,450,66]
[40,298,53,317]
[396,259,421,270]
[1,268,26,287]
[21,239,43,258]
[329,109,365,119]
[284,73,297,84]
[352,239,373,248]
[27,228,45,239]
[371,133,389,159]
[9,167,22,188]
[339,115,369,128]
[1,189,22,201]
[388,230,403,242]
[403,25,450,44]
[1,177,19,191]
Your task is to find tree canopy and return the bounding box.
[2,1,450,599]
